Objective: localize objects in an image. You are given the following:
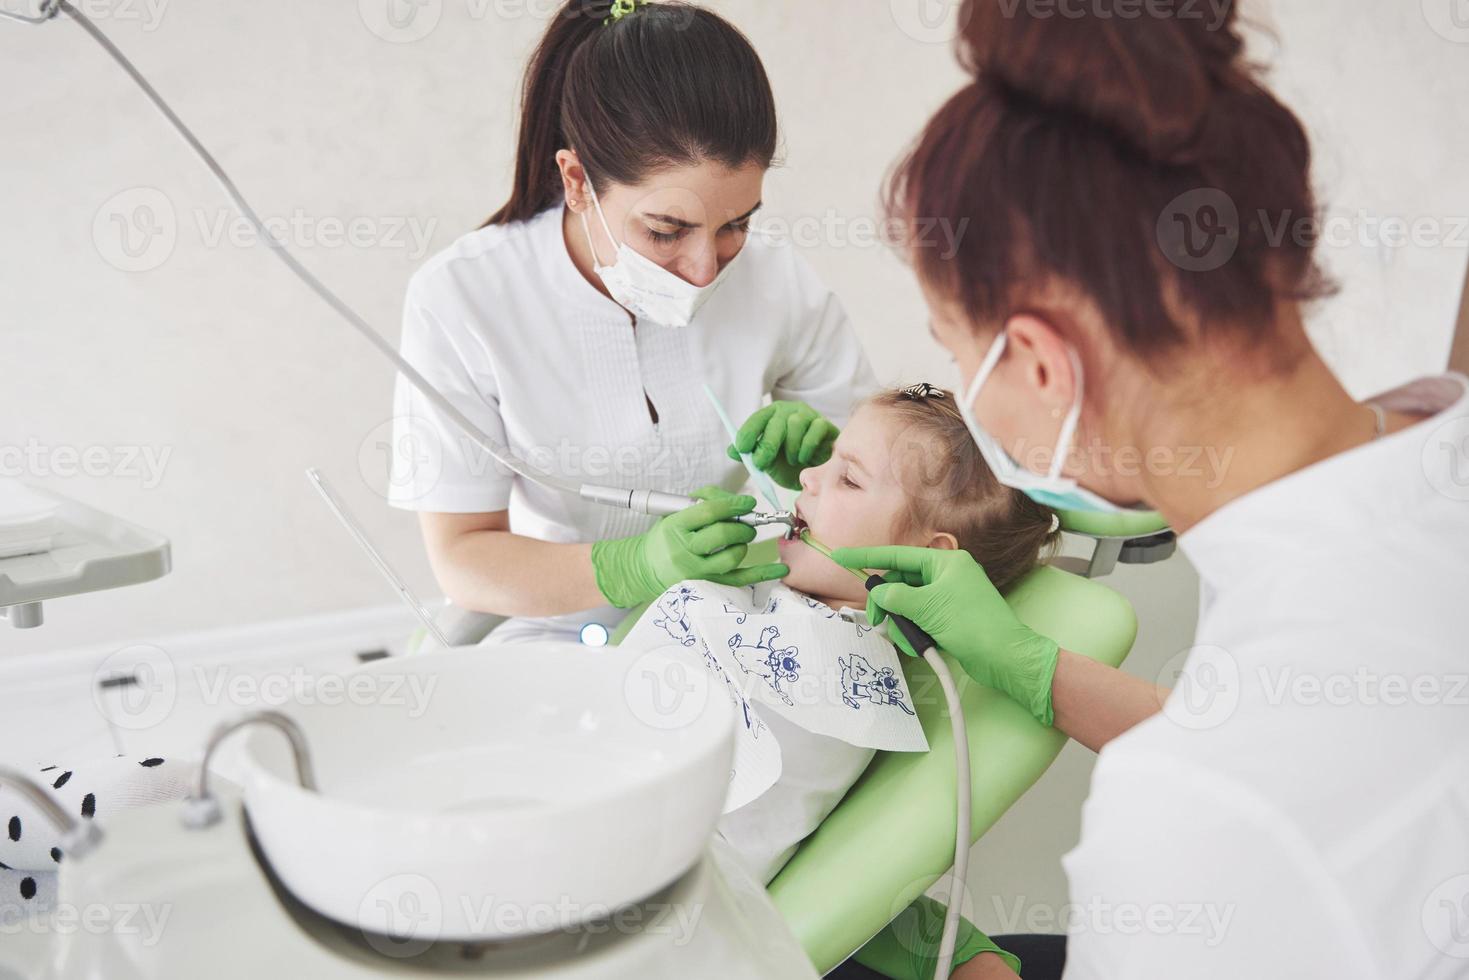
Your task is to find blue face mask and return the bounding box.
[957,331,1144,516]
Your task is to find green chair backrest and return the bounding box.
[610,542,1138,974]
[765,562,1136,973]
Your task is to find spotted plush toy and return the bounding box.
[0,755,191,914]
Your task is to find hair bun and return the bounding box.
[958,0,1246,163]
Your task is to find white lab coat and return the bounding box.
[1062,374,1469,979]
[388,206,877,643]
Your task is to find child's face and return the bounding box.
[777,403,938,602]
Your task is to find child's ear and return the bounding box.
[925,531,959,551]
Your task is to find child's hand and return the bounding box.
[728,401,837,491]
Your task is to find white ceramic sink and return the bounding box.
[239,642,733,941]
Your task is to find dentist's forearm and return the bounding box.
[425,523,607,618]
[1049,649,1168,753]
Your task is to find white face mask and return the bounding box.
[580,181,739,327]
[958,330,1141,515]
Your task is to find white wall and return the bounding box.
[3,1,1464,658]
[2,0,1465,939]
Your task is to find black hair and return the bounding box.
[485,0,778,226]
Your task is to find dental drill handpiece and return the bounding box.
[578,484,795,530]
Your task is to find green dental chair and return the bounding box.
[418,510,1167,975]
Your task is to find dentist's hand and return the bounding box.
[591,487,789,608]
[729,401,838,490]
[831,545,1060,727]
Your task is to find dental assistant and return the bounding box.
[755,4,1469,978]
[388,0,875,644]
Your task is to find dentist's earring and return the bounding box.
[1050,406,1062,419]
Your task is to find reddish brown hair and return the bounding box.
[870,387,1058,594]
[885,0,1332,363]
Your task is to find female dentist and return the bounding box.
[758,3,1469,977]
[388,0,875,643]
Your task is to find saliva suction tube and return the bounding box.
[797,526,971,979]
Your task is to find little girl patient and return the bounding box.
[776,383,1056,617]
[633,383,1059,885]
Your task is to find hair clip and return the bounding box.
[605,0,642,24]
[1049,512,1061,533]
[899,382,947,402]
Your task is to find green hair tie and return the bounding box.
[604,0,642,24]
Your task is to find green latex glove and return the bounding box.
[591,486,789,608]
[728,400,838,491]
[830,545,1060,727]
[854,895,1021,979]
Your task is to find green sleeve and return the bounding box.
[851,896,1022,979]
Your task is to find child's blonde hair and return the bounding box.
[868,384,1060,593]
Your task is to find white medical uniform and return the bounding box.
[1062,374,1469,978]
[389,206,877,643]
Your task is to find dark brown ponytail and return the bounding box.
[886,0,1333,364]
[485,0,778,226]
